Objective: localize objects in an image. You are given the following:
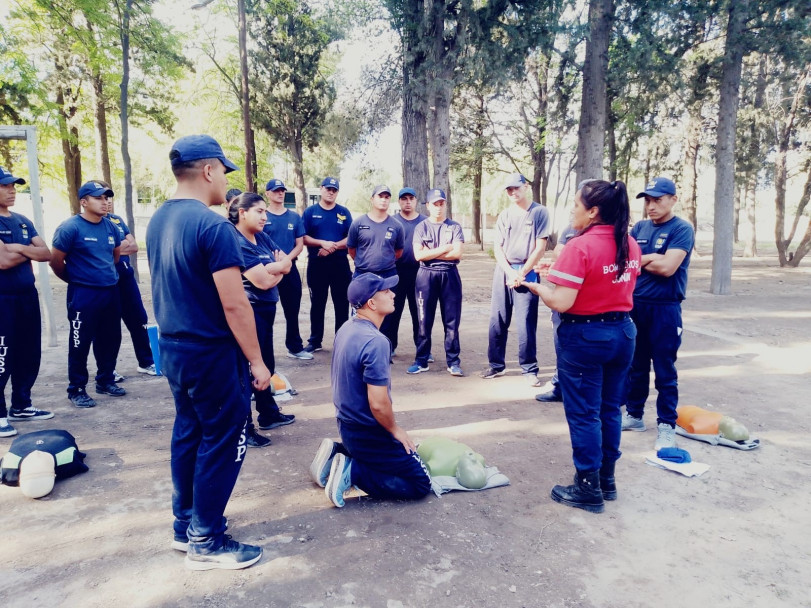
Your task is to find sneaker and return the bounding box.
[69,390,97,408]
[171,535,189,552]
[621,412,646,432]
[0,421,17,438]
[427,353,435,363]
[245,429,272,448]
[524,373,542,387]
[137,364,159,376]
[535,389,562,402]
[447,365,465,377]
[96,383,127,397]
[479,367,505,379]
[8,406,54,421]
[185,537,262,571]
[310,438,339,487]
[257,413,296,430]
[655,423,677,450]
[391,349,397,358]
[113,371,126,383]
[407,363,429,374]
[325,453,353,508]
[287,349,314,360]
[303,344,322,354]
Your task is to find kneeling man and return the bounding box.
[311,273,431,507]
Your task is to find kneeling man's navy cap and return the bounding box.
[636,177,676,199]
[78,181,114,199]
[0,167,26,185]
[170,134,239,174]
[348,273,399,309]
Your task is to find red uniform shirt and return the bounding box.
[548,225,641,315]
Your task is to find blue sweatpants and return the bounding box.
[414,266,462,367]
[338,420,431,501]
[0,289,41,416]
[66,284,121,393]
[117,261,154,368]
[487,267,539,374]
[160,336,251,550]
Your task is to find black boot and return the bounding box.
[599,461,617,501]
[550,470,604,513]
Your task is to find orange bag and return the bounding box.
[676,405,723,435]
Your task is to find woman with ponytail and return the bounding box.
[229,193,294,447]
[523,179,641,514]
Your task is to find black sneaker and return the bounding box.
[535,389,563,402]
[8,406,54,421]
[69,390,97,408]
[303,344,322,353]
[479,366,506,379]
[96,383,127,397]
[257,413,296,430]
[245,429,272,448]
[185,537,262,571]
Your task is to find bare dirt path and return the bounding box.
[2,246,809,608]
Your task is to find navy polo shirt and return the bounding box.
[146,198,244,340]
[558,223,577,247]
[413,218,464,270]
[496,202,550,264]
[0,211,38,294]
[263,209,304,256]
[302,203,352,257]
[107,213,131,265]
[347,214,404,274]
[331,317,391,428]
[238,230,281,304]
[52,214,121,287]
[631,216,694,302]
[394,213,426,268]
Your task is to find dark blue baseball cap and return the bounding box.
[636,177,676,199]
[0,167,26,185]
[426,188,446,204]
[348,273,399,309]
[398,187,417,199]
[78,181,114,199]
[169,134,239,174]
[505,173,528,189]
[265,178,286,192]
[321,176,340,190]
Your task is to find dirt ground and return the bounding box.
[2,243,810,608]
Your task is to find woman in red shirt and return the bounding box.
[524,180,641,514]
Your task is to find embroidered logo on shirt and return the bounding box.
[108,236,115,245]
[288,223,294,230]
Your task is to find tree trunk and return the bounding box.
[575,0,613,185]
[743,183,757,257]
[290,135,307,214]
[710,0,747,295]
[472,151,483,246]
[742,55,767,258]
[733,183,740,243]
[87,18,112,187]
[431,79,452,217]
[119,0,138,280]
[785,163,811,267]
[680,111,701,230]
[238,0,256,193]
[56,85,82,215]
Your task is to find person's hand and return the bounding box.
[391,425,417,453]
[320,240,337,255]
[534,262,551,279]
[274,250,292,273]
[505,268,522,288]
[250,362,272,391]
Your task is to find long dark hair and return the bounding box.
[577,179,631,279]
[227,192,265,225]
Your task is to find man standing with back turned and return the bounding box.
[146,134,271,571]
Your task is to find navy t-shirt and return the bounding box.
[0,211,38,294]
[631,216,694,302]
[263,209,304,256]
[107,213,132,266]
[496,202,550,264]
[52,214,121,287]
[347,214,404,274]
[302,203,352,258]
[238,230,281,305]
[558,223,577,247]
[331,317,391,428]
[413,218,464,270]
[146,198,244,340]
[394,213,426,268]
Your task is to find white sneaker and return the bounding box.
[655,423,677,450]
[621,412,646,432]
[137,364,159,376]
[287,350,314,360]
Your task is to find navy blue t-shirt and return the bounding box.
[331,317,391,428]
[413,218,464,270]
[302,203,352,258]
[263,209,304,256]
[107,213,132,266]
[0,211,39,294]
[558,223,577,247]
[238,230,281,305]
[631,216,694,302]
[52,214,120,287]
[347,214,404,274]
[146,198,244,340]
[394,213,426,268]
[496,202,550,264]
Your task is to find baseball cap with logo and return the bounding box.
[0,167,26,185]
[636,177,676,199]
[347,273,399,309]
[426,188,446,204]
[266,178,286,192]
[372,184,391,196]
[504,173,528,189]
[19,450,57,499]
[398,187,417,199]
[321,177,340,190]
[169,134,239,174]
[78,181,114,200]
